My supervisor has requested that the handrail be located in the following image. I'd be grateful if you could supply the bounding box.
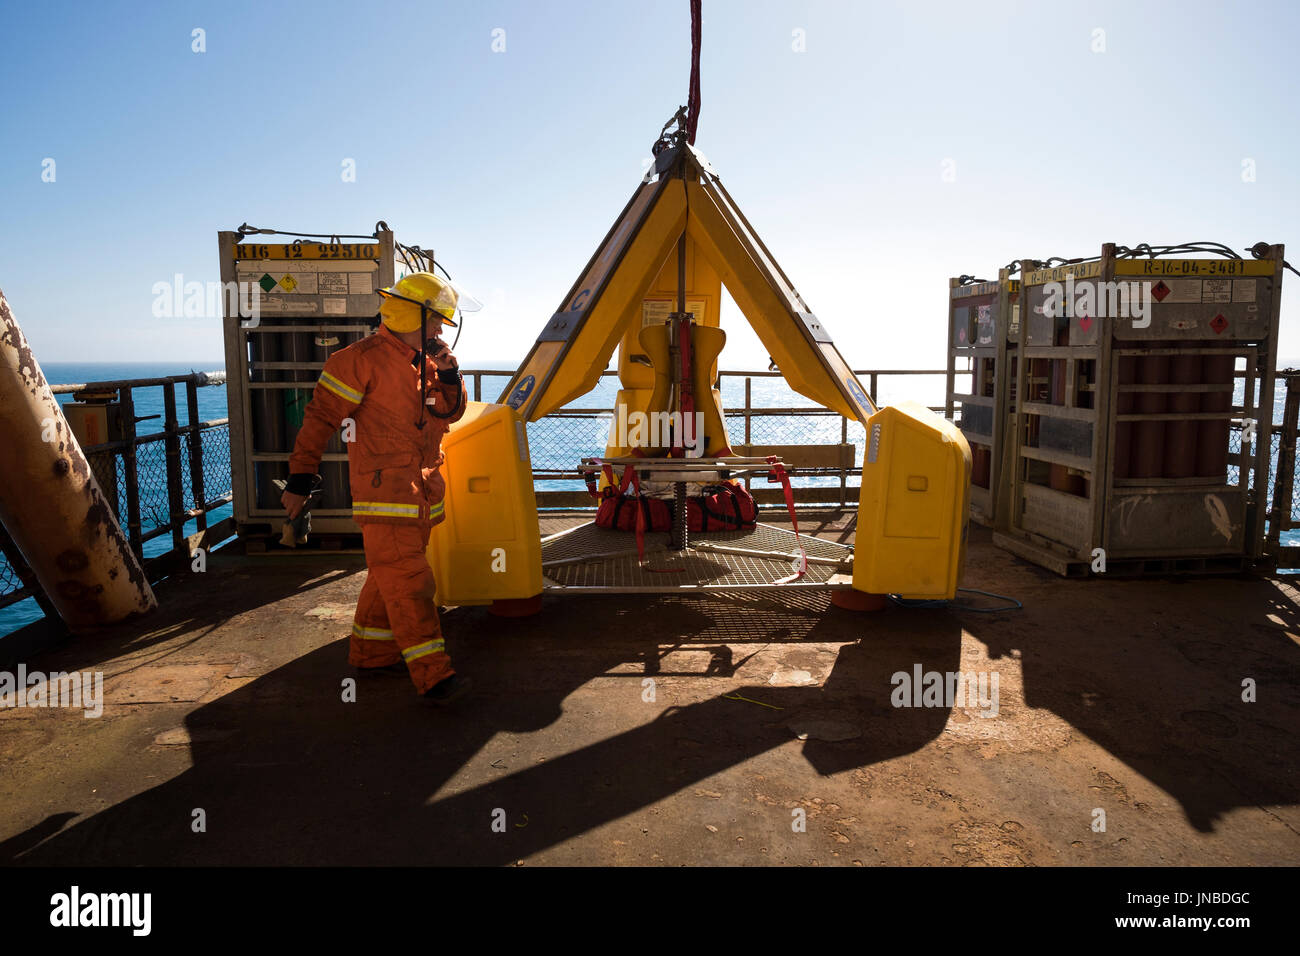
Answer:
[488,367,963,509]
[49,370,226,394]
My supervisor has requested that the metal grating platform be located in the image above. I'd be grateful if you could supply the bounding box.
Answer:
[540,521,854,593]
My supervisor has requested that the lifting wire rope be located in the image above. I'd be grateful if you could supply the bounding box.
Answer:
[1001,240,1296,278]
[652,0,703,156]
[686,0,701,146]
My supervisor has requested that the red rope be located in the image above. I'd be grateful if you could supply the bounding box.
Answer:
[686,0,702,145]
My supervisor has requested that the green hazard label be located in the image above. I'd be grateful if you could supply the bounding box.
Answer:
[285,389,308,429]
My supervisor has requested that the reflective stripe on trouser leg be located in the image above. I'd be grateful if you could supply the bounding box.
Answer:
[359,522,452,694]
[350,569,400,669]
[402,638,446,663]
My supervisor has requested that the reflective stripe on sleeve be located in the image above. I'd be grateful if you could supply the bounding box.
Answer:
[318,371,364,404]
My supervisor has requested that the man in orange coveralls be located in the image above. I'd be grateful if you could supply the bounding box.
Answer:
[281,271,478,705]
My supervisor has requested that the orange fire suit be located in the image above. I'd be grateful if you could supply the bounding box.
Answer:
[286,324,468,693]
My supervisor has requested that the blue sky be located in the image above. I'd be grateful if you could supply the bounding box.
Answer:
[1,0,1297,373]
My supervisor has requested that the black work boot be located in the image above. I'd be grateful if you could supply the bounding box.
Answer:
[423,673,473,706]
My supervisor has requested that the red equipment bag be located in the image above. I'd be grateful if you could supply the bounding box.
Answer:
[589,462,673,532]
[587,465,757,535]
[687,481,757,532]
[595,489,673,532]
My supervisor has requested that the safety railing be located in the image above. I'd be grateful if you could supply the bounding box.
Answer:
[461,368,959,510]
[0,372,234,614]
[1268,370,1300,564]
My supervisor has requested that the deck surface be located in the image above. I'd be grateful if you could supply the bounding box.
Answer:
[541,521,852,591]
[1,512,1297,866]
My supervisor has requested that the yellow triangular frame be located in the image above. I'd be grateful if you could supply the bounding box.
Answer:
[499,146,877,425]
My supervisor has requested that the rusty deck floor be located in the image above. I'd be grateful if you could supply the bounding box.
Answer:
[1,512,1297,866]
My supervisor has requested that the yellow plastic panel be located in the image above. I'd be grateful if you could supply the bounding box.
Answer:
[704,387,727,454]
[853,401,970,600]
[616,234,722,390]
[427,402,542,606]
[638,324,672,432]
[689,326,730,454]
[604,386,655,458]
[621,325,728,457]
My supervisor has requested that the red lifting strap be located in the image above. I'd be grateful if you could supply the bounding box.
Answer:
[621,464,647,564]
[583,460,621,500]
[583,461,605,500]
[591,460,685,571]
[766,456,806,583]
[766,456,800,537]
[621,463,682,573]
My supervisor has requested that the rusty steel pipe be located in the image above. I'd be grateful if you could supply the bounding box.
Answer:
[0,289,156,632]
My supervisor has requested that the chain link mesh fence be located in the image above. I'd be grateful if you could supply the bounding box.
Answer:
[1224,426,1285,518]
[0,552,21,597]
[527,410,867,493]
[524,379,1293,509]
[134,438,173,536]
[198,426,232,510]
[1271,430,1287,522]
[527,415,610,490]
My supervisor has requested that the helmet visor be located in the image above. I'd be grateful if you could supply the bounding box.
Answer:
[379,269,483,322]
[440,276,483,313]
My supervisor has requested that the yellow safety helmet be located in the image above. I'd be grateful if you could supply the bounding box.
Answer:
[377,271,481,332]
